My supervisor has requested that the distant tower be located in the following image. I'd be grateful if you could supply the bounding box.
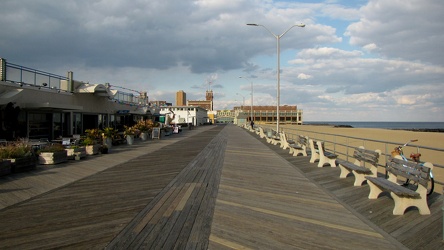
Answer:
[206,90,213,111]
[176,90,186,106]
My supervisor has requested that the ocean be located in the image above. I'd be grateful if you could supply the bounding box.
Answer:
[304,121,444,130]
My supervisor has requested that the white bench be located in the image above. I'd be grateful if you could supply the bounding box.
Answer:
[336,146,381,186]
[258,127,267,139]
[266,130,279,145]
[365,157,433,215]
[289,135,308,156]
[279,132,294,150]
[309,139,337,167]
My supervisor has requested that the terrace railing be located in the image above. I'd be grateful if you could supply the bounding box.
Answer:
[2,59,68,90]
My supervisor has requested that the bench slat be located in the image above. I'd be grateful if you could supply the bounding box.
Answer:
[388,158,431,187]
[365,176,420,197]
[337,159,372,174]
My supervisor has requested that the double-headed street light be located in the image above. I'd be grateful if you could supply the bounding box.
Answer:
[247,23,305,133]
[239,76,254,123]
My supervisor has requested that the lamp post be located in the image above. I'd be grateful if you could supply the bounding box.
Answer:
[247,23,305,132]
[239,76,254,123]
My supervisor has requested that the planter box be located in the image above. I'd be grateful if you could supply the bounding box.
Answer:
[103,137,112,149]
[39,151,68,165]
[126,135,135,145]
[10,156,37,173]
[65,147,87,160]
[140,132,149,141]
[0,160,12,177]
[85,144,100,155]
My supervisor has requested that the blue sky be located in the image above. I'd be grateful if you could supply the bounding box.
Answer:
[1,0,443,121]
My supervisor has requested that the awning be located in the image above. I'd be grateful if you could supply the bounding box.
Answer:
[76,84,117,98]
[0,89,23,105]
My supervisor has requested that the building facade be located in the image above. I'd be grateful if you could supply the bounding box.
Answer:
[176,90,186,106]
[159,106,209,126]
[0,58,154,141]
[230,105,303,125]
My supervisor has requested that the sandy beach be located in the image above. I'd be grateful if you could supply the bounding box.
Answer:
[263,124,444,193]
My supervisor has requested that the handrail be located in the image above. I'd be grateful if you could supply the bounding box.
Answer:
[3,60,148,106]
[5,62,67,89]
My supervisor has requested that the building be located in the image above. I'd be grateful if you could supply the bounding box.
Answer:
[187,90,214,123]
[0,58,154,141]
[150,100,171,107]
[216,109,235,123]
[187,90,213,111]
[176,90,186,106]
[158,106,209,126]
[227,105,303,125]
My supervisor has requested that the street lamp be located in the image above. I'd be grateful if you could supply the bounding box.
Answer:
[239,76,254,123]
[247,23,305,132]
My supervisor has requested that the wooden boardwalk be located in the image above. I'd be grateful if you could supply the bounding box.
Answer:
[0,124,442,249]
[250,127,444,250]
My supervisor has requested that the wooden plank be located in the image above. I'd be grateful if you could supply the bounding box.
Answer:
[255,130,443,249]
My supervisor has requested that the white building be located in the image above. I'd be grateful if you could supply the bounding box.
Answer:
[159,106,209,126]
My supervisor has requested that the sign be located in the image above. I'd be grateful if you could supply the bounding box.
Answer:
[117,110,130,114]
[152,127,160,139]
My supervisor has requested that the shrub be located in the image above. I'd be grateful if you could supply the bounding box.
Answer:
[0,143,34,160]
[38,143,66,153]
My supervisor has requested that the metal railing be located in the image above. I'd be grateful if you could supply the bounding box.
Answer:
[1,59,148,106]
[4,61,68,90]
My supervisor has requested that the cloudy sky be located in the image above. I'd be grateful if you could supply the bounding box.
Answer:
[1,0,443,121]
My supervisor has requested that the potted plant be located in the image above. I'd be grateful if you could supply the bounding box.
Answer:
[124,125,138,145]
[102,127,115,149]
[83,129,101,155]
[134,120,153,141]
[38,143,68,165]
[0,142,37,173]
[65,145,86,160]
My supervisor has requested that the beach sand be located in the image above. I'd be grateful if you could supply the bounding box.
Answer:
[265,124,444,193]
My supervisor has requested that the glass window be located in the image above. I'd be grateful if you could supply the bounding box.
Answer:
[73,113,82,135]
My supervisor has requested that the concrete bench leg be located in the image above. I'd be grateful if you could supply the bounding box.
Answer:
[352,171,367,186]
[367,181,384,199]
[338,164,351,178]
[293,149,307,157]
[310,152,319,164]
[317,157,326,167]
[328,158,337,167]
[391,193,430,215]
[318,157,336,167]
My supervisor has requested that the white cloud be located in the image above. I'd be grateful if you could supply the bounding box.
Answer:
[345,0,444,66]
[0,0,443,121]
[362,43,378,52]
[297,73,312,80]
